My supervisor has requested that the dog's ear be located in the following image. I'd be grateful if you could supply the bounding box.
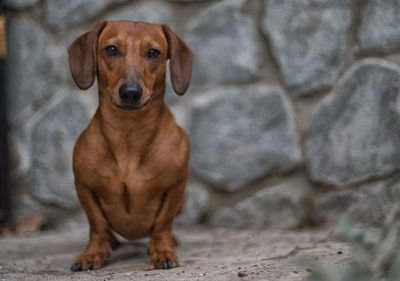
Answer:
[163,25,194,96]
[68,21,107,90]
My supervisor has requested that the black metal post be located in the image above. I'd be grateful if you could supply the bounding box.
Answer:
[0,0,10,226]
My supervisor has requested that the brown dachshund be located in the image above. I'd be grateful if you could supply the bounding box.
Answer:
[67,21,193,271]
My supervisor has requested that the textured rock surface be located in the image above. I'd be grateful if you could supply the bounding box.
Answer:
[306,59,400,187]
[313,190,352,227]
[105,1,173,25]
[209,180,308,229]
[358,0,400,53]
[45,0,127,31]
[4,0,39,9]
[185,0,262,90]
[7,0,400,230]
[165,0,206,2]
[190,85,301,191]
[346,179,400,226]
[0,228,348,281]
[176,182,210,225]
[6,18,60,122]
[169,102,191,132]
[30,96,89,209]
[8,131,31,179]
[314,177,400,227]
[261,0,352,96]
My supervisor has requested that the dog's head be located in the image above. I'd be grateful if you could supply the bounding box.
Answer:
[68,21,193,110]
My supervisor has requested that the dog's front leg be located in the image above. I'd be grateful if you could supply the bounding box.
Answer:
[71,182,117,271]
[148,180,186,270]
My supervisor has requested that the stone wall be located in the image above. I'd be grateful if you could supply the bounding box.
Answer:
[5,0,400,230]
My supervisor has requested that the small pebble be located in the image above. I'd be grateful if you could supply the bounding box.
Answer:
[238,271,248,277]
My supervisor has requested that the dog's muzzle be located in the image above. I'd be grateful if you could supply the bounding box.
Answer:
[119,83,143,106]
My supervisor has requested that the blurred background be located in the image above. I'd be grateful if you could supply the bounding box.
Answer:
[2,0,400,233]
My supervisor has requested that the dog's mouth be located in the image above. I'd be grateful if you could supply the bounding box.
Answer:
[115,99,151,111]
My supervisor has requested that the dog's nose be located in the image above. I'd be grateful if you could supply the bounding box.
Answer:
[119,83,143,105]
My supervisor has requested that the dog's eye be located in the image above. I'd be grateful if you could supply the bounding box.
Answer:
[147,48,161,59]
[105,45,118,57]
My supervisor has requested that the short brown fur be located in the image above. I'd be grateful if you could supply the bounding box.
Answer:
[67,21,193,271]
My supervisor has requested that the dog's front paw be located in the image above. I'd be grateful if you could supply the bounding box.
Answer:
[148,238,179,270]
[71,250,110,271]
[148,249,178,270]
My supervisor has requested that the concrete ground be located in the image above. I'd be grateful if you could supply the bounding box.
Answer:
[0,227,352,281]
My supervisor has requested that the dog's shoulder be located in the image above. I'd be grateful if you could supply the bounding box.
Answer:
[73,118,109,166]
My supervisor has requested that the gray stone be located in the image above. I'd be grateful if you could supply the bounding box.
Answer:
[4,0,38,9]
[169,102,191,132]
[6,18,60,122]
[306,59,400,187]
[346,181,398,227]
[105,1,173,25]
[8,132,31,179]
[190,85,302,191]
[314,177,400,227]
[261,0,352,96]
[45,0,128,31]
[312,190,353,227]
[164,0,205,2]
[184,0,262,90]
[30,96,90,209]
[209,181,308,229]
[11,193,43,216]
[176,182,210,225]
[53,211,88,231]
[358,0,400,53]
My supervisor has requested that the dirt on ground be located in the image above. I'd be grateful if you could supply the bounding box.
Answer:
[0,226,352,281]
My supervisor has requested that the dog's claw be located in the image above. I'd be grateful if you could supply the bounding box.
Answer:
[148,235,179,270]
[71,263,82,272]
[153,260,174,270]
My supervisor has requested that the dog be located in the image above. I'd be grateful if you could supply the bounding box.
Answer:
[67,20,193,271]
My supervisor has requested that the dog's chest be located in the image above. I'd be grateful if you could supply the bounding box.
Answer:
[93,158,179,239]
[101,139,185,195]
[95,153,179,192]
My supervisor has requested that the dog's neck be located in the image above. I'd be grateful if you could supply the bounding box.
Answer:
[97,87,171,167]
